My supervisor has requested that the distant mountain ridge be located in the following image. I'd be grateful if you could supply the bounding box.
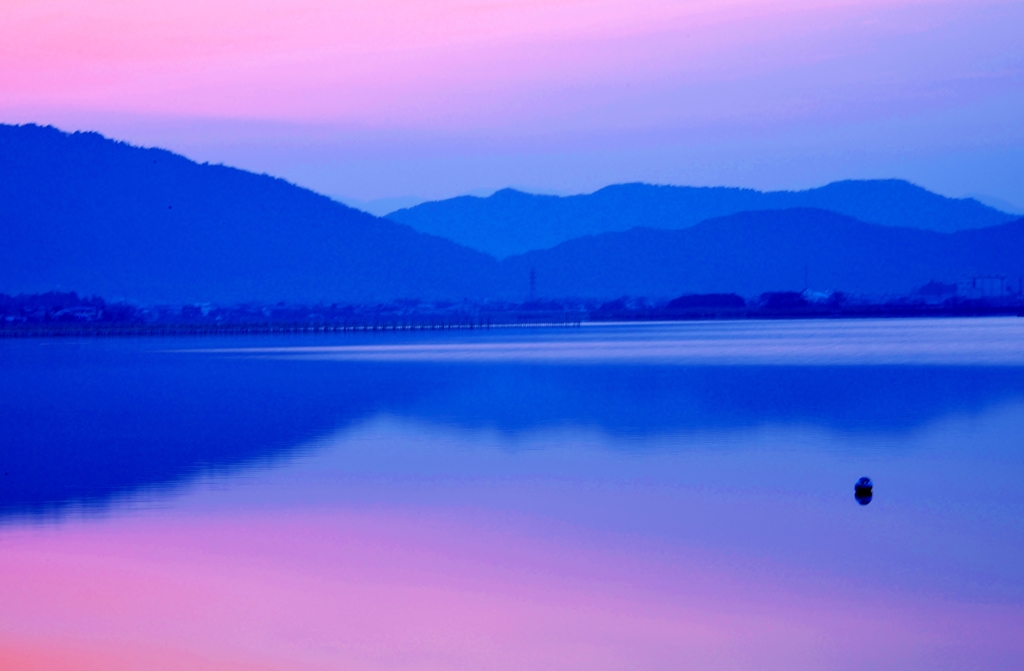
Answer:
[0,124,499,303]
[387,181,1015,257]
[2,123,1022,303]
[502,208,1024,298]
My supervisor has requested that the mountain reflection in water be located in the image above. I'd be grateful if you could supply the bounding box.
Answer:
[3,320,1024,671]
[2,319,1024,518]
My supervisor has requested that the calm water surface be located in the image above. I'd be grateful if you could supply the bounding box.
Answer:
[2,318,1023,670]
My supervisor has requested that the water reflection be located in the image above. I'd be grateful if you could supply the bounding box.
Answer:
[2,321,1024,670]
[2,319,1023,517]
[855,477,874,505]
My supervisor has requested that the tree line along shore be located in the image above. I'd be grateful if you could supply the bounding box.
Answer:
[1,290,1021,338]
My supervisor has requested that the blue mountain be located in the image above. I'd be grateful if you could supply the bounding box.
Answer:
[2,124,1021,303]
[500,209,1024,298]
[0,124,499,304]
[388,182,1016,258]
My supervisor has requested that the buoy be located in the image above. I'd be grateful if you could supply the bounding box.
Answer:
[855,477,873,505]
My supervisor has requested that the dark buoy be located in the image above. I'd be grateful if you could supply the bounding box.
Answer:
[855,477,873,505]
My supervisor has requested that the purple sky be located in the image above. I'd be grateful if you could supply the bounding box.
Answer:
[2,0,1022,211]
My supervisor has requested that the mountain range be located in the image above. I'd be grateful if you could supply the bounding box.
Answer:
[1,123,1021,303]
[0,124,498,304]
[505,209,1024,298]
[387,182,1015,257]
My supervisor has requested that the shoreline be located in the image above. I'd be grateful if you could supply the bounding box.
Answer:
[2,306,1021,338]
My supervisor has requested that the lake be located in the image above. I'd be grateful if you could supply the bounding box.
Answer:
[2,318,1023,670]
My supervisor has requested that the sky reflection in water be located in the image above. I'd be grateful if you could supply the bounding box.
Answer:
[1,319,1023,670]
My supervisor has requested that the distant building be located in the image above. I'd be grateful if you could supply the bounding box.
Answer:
[52,306,101,321]
[957,275,1011,300]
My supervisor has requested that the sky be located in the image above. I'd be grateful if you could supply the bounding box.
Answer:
[2,0,1022,211]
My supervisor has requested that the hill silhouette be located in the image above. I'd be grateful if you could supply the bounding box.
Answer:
[0,124,499,304]
[2,124,1022,303]
[388,182,1015,257]
[500,209,1024,298]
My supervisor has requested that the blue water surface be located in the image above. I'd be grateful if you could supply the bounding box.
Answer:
[2,318,1024,621]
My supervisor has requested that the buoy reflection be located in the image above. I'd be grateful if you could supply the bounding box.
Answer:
[855,477,873,505]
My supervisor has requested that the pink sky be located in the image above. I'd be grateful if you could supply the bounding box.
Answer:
[1,0,1022,205]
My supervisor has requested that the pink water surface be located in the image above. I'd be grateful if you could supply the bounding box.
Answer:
[4,323,1024,669]
[2,498,1021,670]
